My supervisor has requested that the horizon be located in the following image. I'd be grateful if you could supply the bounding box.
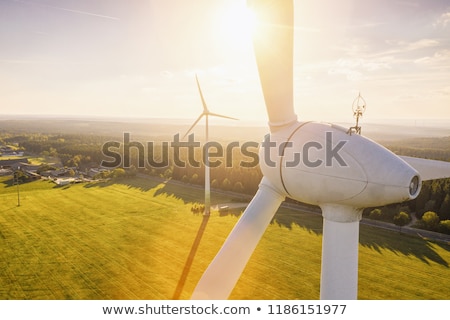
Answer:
[2,113,450,126]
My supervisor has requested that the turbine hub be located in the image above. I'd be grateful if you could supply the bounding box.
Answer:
[259,121,422,209]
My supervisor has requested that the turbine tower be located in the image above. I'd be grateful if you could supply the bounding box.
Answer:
[184,75,237,216]
[191,0,450,299]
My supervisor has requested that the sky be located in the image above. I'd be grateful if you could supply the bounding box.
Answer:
[0,0,449,124]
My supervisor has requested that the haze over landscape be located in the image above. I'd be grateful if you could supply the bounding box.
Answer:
[0,0,449,123]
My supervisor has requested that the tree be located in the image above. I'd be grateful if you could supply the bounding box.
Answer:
[381,205,396,221]
[439,194,450,221]
[421,211,440,231]
[112,168,126,179]
[190,173,199,185]
[233,181,245,193]
[393,212,410,226]
[222,178,232,191]
[49,147,58,157]
[415,182,431,213]
[422,200,436,216]
[14,170,27,183]
[127,165,137,177]
[439,220,450,235]
[163,168,172,179]
[211,179,218,189]
[66,154,82,167]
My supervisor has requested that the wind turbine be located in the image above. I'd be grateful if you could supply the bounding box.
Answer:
[184,75,237,216]
[191,0,450,300]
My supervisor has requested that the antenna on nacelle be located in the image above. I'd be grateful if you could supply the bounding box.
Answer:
[347,92,366,135]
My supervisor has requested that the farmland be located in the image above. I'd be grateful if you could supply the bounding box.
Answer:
[0,176,449,299]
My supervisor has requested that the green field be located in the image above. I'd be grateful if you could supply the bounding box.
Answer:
[0,176,449,299]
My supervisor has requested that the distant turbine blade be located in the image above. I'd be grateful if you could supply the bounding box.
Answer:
[250,0,297,130]
[183,113,204,139]
[208,112,238,121]
[196,74,209,113]
[191,178,285,299]
[400,156,450,181]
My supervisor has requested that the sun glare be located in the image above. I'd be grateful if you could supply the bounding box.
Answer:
[218,1,257,52]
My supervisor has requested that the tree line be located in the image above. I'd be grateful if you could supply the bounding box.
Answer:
[3,132,450,234]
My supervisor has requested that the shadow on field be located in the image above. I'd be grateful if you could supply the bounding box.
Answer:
[271,207,324,234]
[223,205,450,268]
[82,176,206,204]
[0,177,14,188]
[0,177,32,188]
[173,214,210,299]
[83,177,161,192]
[359,226,450,267]
[52,184,71,189]
[81,176,450,268]
[218,207,244,217]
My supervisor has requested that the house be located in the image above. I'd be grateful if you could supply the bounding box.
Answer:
[19,163,41,172]
[87,167,111,178]
[0,158,29,169]
[0,168,12,176]
[0,146,24,157]
[54,178,75,186]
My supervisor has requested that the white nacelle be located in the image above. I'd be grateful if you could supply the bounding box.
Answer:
[260,121,421,209]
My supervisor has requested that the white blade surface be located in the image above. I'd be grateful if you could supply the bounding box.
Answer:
[195,74,209,113]
[183,113,204,139]
[191,178,285,299]
[249,0,297,129]
[400,156,450,181]
[208,112,238,121]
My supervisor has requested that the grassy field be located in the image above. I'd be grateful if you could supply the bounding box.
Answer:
[0,176,449,300]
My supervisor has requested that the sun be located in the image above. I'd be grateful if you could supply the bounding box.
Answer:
[217,1,257,52]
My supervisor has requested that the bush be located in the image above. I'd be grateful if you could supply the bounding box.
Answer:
[393,211,410,226]
[439,220,450,235]
[422,211,440,231]
[190,204,205,214]
[369,208,382,220]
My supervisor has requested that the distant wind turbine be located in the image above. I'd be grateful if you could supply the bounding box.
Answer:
[184,75,238,216]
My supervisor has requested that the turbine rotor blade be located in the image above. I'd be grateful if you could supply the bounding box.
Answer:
[207,112,238,121]
[249,0,297,130]
[195,74,209,113]
[191,178,285,299]
[183,113,204,139]
[400,156,450,181]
